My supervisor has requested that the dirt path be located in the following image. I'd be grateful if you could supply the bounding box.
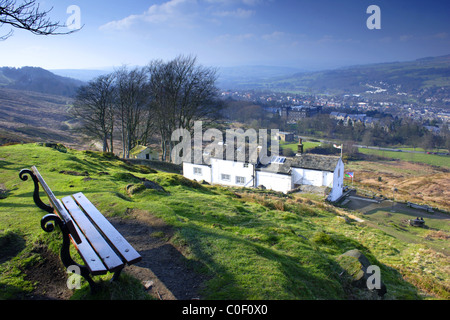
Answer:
[110,211,209,300]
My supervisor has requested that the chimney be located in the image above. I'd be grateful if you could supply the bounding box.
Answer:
[256,145,262,162]
[297,138,304,154]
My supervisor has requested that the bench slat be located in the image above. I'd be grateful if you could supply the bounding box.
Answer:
[56,199,108,275]
[73,192,142,265]
[62,196,125,272]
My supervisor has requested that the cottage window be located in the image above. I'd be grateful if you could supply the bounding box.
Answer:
[221,174,231,181]
[236,176,246,185]
[193,167,202,175]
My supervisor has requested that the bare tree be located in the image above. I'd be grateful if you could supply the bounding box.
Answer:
[114,66,152,158]
[72,74,116,152]
[147,55,220,162]
[0,0,77,40]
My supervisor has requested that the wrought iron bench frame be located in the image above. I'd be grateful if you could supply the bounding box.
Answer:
[19,166,142,293]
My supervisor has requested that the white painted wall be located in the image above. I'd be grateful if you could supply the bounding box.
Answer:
[210,158,255,188]
[292,167,325,187]
[183,162,212,183]
[256,171,292,193]
[134,148,158,160]
[323,171,334,188]
[303,169,324,186]
[291,167,303,186]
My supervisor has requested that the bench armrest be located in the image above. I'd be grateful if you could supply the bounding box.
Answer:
[20,166,82,244]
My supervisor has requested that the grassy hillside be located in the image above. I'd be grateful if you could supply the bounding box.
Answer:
[0,144,449,300]
[0,88,83,148]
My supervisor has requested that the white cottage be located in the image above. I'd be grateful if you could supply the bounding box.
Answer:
[129,145,159,160]
[183,149,344,202]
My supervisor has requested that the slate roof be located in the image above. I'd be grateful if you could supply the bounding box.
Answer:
[130,145,151,155]
[256,157,292,175]
[192,143,259,165]
[209,146,259,164]
[256,154,340,174]
[188,146,341,174]
[290,154,340,172]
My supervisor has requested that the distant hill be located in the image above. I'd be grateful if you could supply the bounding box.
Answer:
[0,67,84,97]
[51,65,306,90]
[50,68,112,82]
[217,65,304,90]
[228,55,450,99]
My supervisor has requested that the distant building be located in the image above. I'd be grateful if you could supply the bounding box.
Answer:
[345,114,366,126]
[329,112,347,121]
[276,131,295,142]
[129,145,159,160]
[280,105,322,123]
[330,112,382,128]
[424,126,441,134]
[364,117,381,128]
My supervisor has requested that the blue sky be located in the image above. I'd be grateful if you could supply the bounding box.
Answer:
[1,0,449,70]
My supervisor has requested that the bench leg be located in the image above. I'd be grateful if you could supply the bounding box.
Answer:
[111,267,124,282]
[41,214,98,294]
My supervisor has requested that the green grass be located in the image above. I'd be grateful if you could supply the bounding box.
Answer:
[395,146,448,153]
[280,141,321,153]
[0,143,449,300]
[359,148,450,168]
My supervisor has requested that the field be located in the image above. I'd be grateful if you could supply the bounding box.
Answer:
[346,159,450,212]
[358,148,450,168]
[0,144,449,300]
[280,140,321,153]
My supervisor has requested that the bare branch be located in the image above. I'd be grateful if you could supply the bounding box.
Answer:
[0,0,79,40]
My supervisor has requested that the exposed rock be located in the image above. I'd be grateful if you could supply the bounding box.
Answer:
[126,178,167,196]
[0,183,8,199]
[337,249,387,298]
[142,179,166,192]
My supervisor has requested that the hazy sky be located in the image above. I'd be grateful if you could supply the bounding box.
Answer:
[1,0,449,70]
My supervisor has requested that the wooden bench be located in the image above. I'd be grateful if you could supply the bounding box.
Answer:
[19,166,142,292]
